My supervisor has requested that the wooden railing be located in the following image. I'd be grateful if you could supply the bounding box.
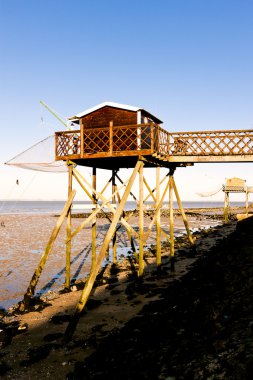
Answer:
[168,129,253,156]
[55,125,253,161]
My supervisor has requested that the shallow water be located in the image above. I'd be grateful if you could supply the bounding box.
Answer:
[0,212,222,310]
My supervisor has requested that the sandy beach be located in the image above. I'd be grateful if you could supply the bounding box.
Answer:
[0,206,252,379]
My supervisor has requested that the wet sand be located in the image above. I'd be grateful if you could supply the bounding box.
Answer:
[0,210,223,309]
[0,207,252,379]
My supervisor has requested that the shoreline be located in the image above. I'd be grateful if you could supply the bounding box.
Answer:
[0,208,252,378]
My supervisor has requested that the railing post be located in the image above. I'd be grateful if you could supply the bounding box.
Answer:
[109,121,113,155]
[80,123,84,157]
[151,123,154,153]
[54,133,58,159]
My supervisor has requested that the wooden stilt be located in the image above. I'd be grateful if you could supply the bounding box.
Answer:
[246,190,249,216]
[64,161,141,342]
[112,170,117,263]
[71,168,139,241]
[224,191,229,223]
[116,186,137,254]
[19,190,76,311]
[143,177,170,243]
[91,167,97,270]
[143,173,169,203]
[156,167,161,268]
[65,164,73,289]
[169,175,175,271]
[171,176,195,246]
[138,162,144,277]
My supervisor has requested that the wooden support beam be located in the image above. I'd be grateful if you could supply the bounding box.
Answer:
[224,191,229,223]
[143,173,169,203]
[109,121,113,155]
[246,190,249,216]
[171,176,195,246]
[115,188,137,254]
[92,168,97,270]
[64,161,141,342]
[143,177,170,244]
[72,168,139,240]
[156,167,161,268]
[116,173,139,204]
[138,162,144,276]
[65,164,73,289]
[112,170,117,264]
[143,176,156,202]
[169,175,175,271]
[19,190,76,311]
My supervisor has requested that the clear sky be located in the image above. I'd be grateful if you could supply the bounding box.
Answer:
[0,0,253,202]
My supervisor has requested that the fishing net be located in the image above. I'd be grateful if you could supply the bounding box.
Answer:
[196,187,222,197]
[5,135,68,173]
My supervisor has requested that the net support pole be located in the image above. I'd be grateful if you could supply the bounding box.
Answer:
[64,161,141,342]
[65,163,73,289]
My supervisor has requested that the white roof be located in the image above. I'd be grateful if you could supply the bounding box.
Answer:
[73,102,140,118]
[69,101,163,123]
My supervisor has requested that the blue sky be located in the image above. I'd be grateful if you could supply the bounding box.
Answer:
[0,0,253,201]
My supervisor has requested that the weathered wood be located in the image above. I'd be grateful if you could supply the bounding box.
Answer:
[55,123,253,165]
[169,176,175,271]
[112,170,117,263]
[143,173,169,203]
[20,190,76,311]
[65,164,73,289]
[64,161,141,341]
[109,121,113,155]
[138,162,144,276]
[72,168,139,240]
[156,167,161,268]
[172,176,195,246]
[246,190,249,216]
[224,192,229,223]
[143,177,170,244]
[92,167,97,270]
[143,176,156,202]
[116,173,139,204]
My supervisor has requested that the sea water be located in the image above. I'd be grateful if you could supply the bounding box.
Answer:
[0,200,247,215]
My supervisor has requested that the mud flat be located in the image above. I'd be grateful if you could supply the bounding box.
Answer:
[0,208,252,379]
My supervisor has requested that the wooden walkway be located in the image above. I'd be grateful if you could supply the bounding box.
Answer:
[55,124,253,167]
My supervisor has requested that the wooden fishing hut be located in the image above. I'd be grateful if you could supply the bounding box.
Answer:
[20,101,253,340]
[223,177,252,222]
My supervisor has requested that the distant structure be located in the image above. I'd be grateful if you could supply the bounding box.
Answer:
[222,177,253,222]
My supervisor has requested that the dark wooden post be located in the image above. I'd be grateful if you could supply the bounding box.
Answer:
[109,121,113,155]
